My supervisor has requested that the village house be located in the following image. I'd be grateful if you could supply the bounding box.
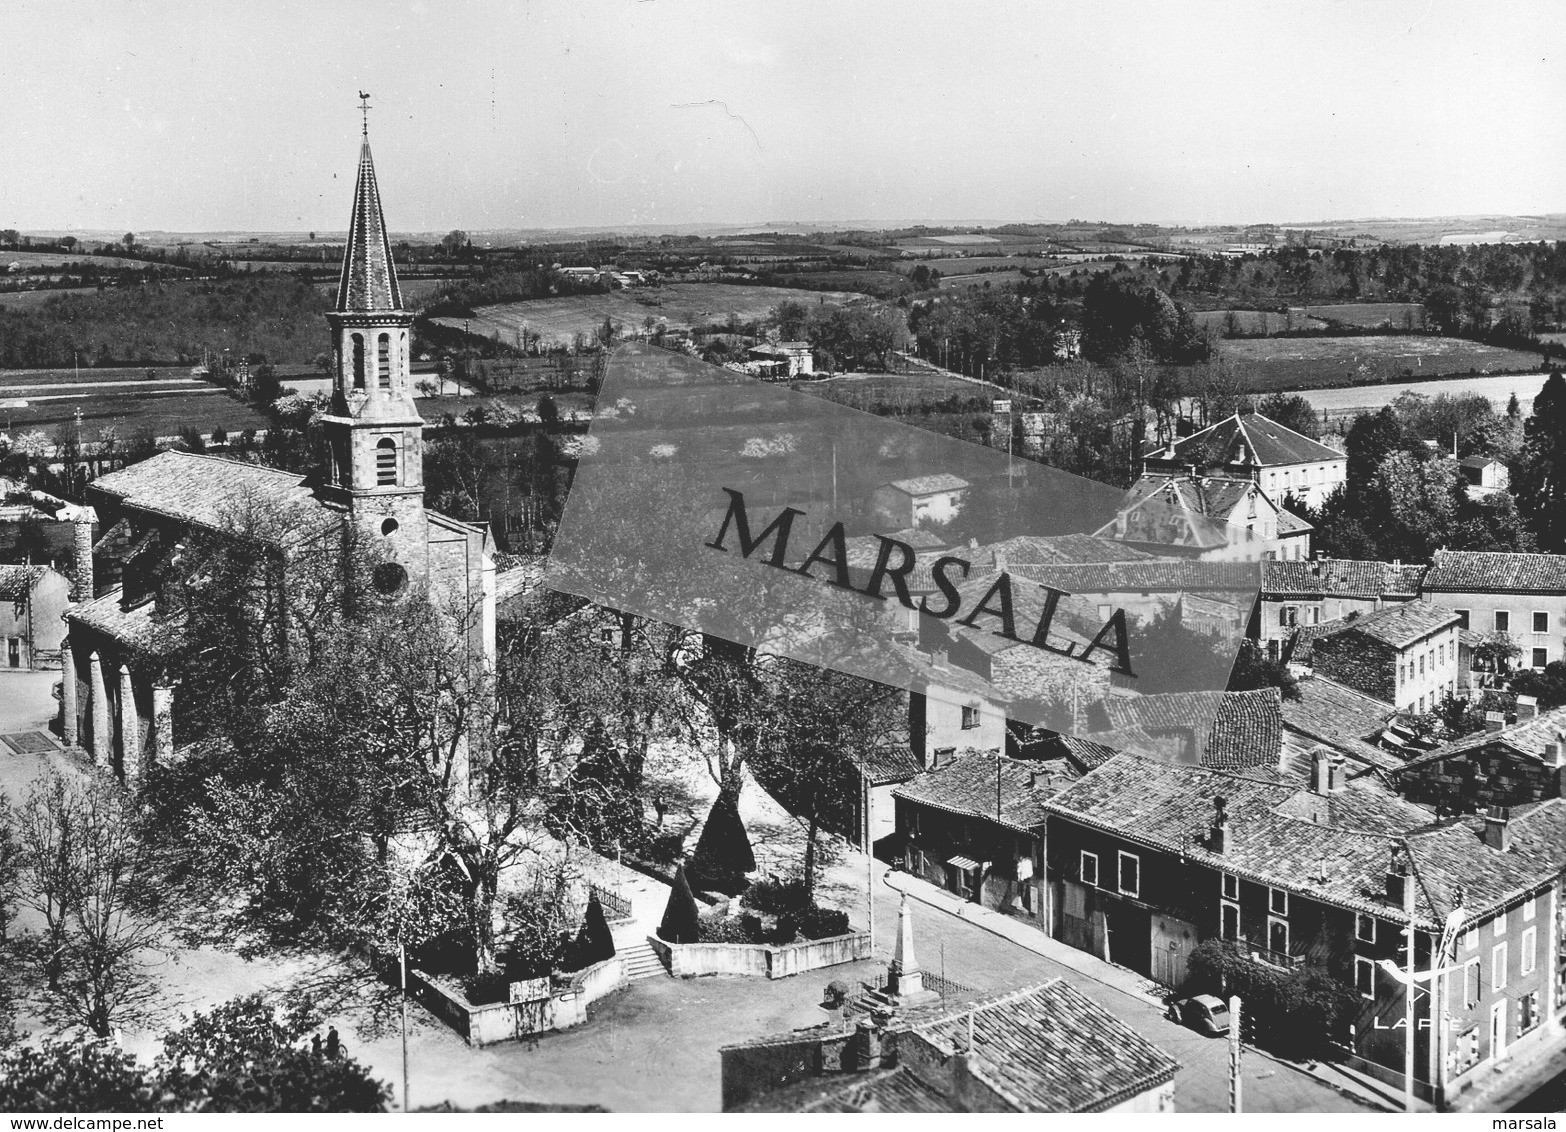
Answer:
[1255,557,1425,657]
[745,340,814,377]
[1306,602,1463,715]
[1420,550,1566,672]
[1098,473,1312,561]
[0,563,71,669]
[723,980,1178,1112]
[1458,456,1510,499]
[1141,410,1347,504]
[867,474,970,531]
[892,752,1063,924]
[60,127,496,781]
[1042,749,1566,1106]
[1390,703,1566,814]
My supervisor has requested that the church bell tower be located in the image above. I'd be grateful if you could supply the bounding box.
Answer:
[320,107,428,592]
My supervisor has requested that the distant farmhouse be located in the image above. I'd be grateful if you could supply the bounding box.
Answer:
[1142,411,1346,504]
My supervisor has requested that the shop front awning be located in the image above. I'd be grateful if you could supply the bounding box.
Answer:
[947,854,982,871]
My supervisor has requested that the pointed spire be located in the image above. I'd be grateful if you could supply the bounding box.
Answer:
[888,892,924,997]
[336,135,404,314]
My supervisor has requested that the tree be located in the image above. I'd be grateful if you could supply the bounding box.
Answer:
[1343,407,1407,493]
[1371,451,1459,562]
[685,792,754,896]
[1256,393,1321,440]
[749,661,905,902]
[658,865,701,944]
[13,771,158,1038]
[1514,371,1566,552]
[121,233,135,251]
[570,896,616,969]
[440,230,468,255]
[1227,639,1300,700]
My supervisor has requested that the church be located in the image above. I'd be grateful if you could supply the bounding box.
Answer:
[61,125,497,781]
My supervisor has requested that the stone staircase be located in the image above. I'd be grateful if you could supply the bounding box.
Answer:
[618,938,667,981]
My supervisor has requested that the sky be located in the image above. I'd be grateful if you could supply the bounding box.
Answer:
[1,0,1563,234]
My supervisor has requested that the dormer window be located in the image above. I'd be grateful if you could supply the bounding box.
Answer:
[376,437,397,485]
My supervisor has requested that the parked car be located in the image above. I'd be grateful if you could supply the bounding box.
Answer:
[1171,994,1230,1037]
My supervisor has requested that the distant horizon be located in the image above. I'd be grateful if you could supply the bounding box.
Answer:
[13,209,1566,244]
[3,1,1561,233]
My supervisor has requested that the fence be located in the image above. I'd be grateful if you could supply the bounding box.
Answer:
[864,969,977,1001]
[590,883,633,923]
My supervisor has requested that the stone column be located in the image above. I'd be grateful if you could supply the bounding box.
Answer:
[60,640,78,747]
[888,892,924,997]
[118,665,139,781]
[151,686,174,770]
[88,650,110,764]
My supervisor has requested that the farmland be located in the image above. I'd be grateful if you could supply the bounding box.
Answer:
[796,365,989,413]
[1288,370,1557,421]
[1214,335,1544,392]
[1296,302,1426,329]
[0,381,268,439]
[432,282,866,347]
[1,249,166,270]
[1191,310,1329,334]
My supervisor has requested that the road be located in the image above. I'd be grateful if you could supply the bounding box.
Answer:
[820,860,1379,1113]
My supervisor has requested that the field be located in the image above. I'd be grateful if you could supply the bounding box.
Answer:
[899,256,1057,273]
[1,249,164,270]
[434,283,866,346]
[1215,335,1544,392]
[1538,332,1566,346]
[1288,371,1556,421]
[1297,302,1426,329]
[0,365,204,389]
[0,287,108,309]
[795,365,987,412]
[1191,310,1328,334]
[0,383,269,439]
[940,269,1030,290]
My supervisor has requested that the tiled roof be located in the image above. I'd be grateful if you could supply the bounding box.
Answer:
[1335,601,1462,648]
[1052,735,1122,772]
[1276,508,1314,535]
[1282,676,1399,770]
[336,136,405,313]
[735,1066,951,1113]
[902,980,1179,1112]
[1101,689,1282,770]
[1007,558,1262,595]
[1397,706,1566,772]
[893,753,1056,832]
[1285,619,1349,664]
[89,452,340,544]
[856,745,923,786]
[885,473,970,496]
[1045,752,1566,928]
[68,586,183,657]
[0,564,45,601]
[984,533,1156,568]
[1099,475,1265,552]
[1459,456,1502,470]
[1423,550,1566,594]
[1143,412,1345,468]
[1262,558,1425,598]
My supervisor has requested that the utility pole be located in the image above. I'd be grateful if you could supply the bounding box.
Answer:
[864,777,875,954]
[1228,995,1243,1113]
[1404,912,1417,1113]
[400,938,410,1113]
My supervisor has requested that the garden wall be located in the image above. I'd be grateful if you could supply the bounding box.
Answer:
[408,956,627,1047]
[648,932,871,980]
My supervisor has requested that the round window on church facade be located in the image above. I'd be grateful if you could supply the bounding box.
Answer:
[372,562,408,597]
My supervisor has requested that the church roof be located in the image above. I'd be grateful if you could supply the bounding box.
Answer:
[336,136,404,313]
[89,452,340,545]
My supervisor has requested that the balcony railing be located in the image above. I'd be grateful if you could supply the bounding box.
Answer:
[1246,944,1300,970]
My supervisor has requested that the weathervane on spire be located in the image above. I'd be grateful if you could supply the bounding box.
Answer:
[358,91,373,136]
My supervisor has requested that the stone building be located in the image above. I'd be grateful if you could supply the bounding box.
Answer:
[60,125,496,781]
[1308,602,1462,713]
[0,564,72,669]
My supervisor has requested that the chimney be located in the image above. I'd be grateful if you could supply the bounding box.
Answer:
[1209,795,1229,854]
[1485,711,1507,733]
[1550,735,1566,798]
[1311,748,1332,796]
[1516,694,1538,721]
[993,548,1007,573]
[931,646,949,672]
[1328,755,1347,793]
[1310,557,1321,577]
[851,1018,883,1071]
[1385,847,1415,913]
[1483,805,1512,852]
[72,512,95,601]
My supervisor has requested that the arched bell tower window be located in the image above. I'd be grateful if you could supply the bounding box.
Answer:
[376,437,397,485]
[378,333,391,388]
[352,334,366,389]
